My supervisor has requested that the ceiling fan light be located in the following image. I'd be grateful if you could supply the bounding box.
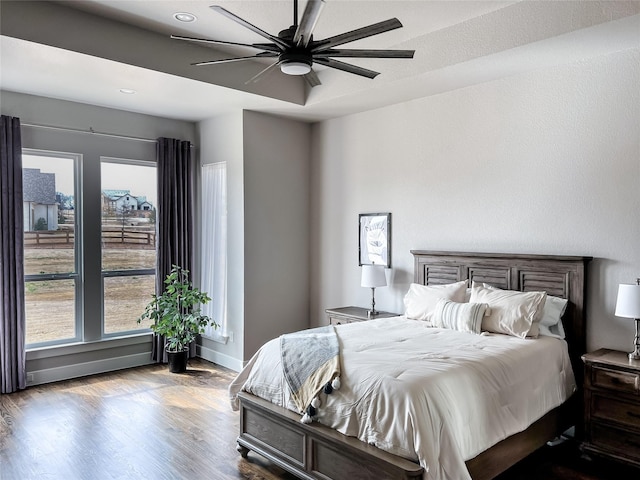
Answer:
[280,61,312,76]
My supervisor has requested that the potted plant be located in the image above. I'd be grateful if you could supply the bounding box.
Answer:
[138,264,218,373]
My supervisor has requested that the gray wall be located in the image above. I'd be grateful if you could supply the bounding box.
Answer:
[1,90,197,384]
[310,48,640,353]
[242,111,311,358]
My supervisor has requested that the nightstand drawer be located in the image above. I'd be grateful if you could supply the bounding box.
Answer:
[591,423,640,462]
[592,366,639,394]
[329,317,357,326]
[325,307,399,326]
[592,394,640,428]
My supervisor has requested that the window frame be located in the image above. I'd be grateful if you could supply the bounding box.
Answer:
[100,156,157,338]
[22,148,84,348]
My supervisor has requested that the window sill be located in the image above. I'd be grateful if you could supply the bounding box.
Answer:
[26,332,153,360]
[201,332,229,345]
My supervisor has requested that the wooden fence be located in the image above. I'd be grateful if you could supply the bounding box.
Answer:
[24,228,155,249]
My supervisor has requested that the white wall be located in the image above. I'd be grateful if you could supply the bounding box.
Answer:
[310,48,640,353]
[197,112,245,370]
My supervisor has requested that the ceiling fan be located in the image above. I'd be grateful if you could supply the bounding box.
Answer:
[171,0,415,87]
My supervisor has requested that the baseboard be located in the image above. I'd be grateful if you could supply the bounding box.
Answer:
[27,352,154,386]
[197,343,243,372]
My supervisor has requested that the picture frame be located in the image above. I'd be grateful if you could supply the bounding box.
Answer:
[359,212,391,267]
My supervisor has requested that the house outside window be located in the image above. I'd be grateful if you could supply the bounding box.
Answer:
[22,168,59,231]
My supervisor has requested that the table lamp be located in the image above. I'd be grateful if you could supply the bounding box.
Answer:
[615,278,640,361]
[361,264,387,317]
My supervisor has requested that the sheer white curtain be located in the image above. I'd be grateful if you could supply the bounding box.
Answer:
[201,162,227,338]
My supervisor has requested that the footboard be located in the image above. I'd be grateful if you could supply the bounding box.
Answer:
[237,391,424,480]
[238,391,573,480]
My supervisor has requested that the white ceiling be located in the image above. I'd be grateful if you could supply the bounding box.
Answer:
[1,1,639,122]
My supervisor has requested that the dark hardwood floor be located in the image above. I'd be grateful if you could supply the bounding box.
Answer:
[1,358,637,480]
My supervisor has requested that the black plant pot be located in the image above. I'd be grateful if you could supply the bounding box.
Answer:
[167,349,189,373]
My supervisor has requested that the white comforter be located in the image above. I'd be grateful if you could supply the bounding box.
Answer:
[229,317,576,480]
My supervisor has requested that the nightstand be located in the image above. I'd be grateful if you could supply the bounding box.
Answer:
[582,348,640,468]
[325,306,400,326]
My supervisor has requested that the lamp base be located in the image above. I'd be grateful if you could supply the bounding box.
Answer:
[368,287,378,319]
[630,318,640,361]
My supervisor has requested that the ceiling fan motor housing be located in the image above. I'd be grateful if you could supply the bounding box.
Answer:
[280,50,313,69]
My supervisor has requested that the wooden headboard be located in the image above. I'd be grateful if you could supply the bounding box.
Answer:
[411,250,592,383]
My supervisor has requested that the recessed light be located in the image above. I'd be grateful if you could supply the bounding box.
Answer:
[174,12,196,23]
[119,88,136,95]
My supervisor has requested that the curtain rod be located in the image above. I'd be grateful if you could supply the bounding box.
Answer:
[21,122,195,148]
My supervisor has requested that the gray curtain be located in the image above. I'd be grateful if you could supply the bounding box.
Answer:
[154,137,194,362]
[0,115,26,393]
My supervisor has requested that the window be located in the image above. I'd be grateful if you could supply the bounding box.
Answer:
[101,159,157,335]
[23,151,80,346]
[201,162,228,339]
[22,150,158,347]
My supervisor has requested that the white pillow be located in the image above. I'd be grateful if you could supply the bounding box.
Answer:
[538,295,568,339]
[403,280,468,322]
[469,282,546,338]
[432,299,489,335]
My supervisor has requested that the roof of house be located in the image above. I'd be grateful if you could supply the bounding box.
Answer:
[23,168,56,204]
[103,190,153,209]
[103,189,130,199]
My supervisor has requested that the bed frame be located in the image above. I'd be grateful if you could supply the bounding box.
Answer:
[236,251,592,480]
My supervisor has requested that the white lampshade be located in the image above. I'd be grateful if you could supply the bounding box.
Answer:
[361,264,387,288]
[615,283,640,319]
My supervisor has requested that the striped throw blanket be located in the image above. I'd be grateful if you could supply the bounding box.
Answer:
[280,325,340,422]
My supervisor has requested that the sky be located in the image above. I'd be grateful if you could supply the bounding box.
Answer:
[23,154,157,206]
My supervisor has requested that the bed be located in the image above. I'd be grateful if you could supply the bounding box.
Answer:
[230,251,591,480]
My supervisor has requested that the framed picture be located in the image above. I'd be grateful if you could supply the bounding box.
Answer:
[359,212,391,267]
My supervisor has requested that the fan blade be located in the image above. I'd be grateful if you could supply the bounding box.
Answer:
[293,0,326,48]
[314,48,414,59]
[312,18,403,52]
[210,5,289,50]
[313,58,379,79]
[171,35,280,53]
[192,52,278,66]
[304,69,322,88]
[245,61,280,84]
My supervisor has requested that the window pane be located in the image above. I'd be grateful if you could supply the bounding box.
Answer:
[104,275,155,334]
[25,279,76,344]
[23,155,76,275]
[101,161,157,271]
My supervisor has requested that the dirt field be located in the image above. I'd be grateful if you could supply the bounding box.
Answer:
[24,247,156,344]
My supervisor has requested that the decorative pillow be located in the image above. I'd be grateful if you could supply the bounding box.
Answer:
[432,299,489,334]
[403,280,468,322]
[538,295,568,339]
[469,282,546,338]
